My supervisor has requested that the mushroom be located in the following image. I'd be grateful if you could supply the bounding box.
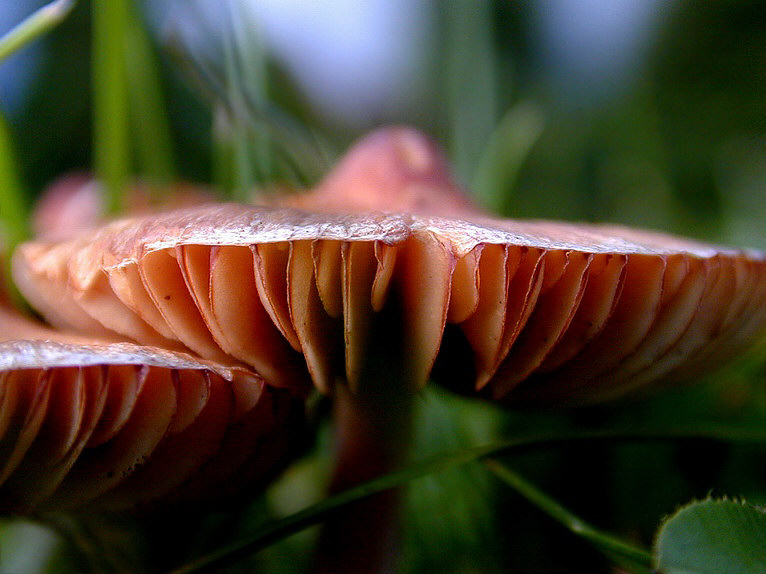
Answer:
[0,284,301,515]
[9,126,766,571]
[31,173,217,241]
[13,127,766,405]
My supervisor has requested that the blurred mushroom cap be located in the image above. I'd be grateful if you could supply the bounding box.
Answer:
[32,173,216,241]
[13,127,766,405]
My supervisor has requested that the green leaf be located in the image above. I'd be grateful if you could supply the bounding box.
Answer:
[655,498,766,574]
[0,519,60,574]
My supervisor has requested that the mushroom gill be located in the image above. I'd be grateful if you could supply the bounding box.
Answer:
[12,127,766,406]
[0,298,300,514]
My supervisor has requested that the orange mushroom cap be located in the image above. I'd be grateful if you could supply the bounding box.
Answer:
[0,298,301,514]
[32,173,216,241]
[12,127,766,405]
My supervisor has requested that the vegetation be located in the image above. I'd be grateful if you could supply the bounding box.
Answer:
[0,1,764,572]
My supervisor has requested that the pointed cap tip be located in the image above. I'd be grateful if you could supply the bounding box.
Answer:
[287,126,483,218]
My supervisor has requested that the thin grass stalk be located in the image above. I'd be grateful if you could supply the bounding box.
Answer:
[0,0,77,306]
[92,0,130,214]
[228,0,272,190]
[443,0,498,183]
[124,1,175,193]
[162,0,327,189]
[0,114,27,252]
[472,101,545,213]
[0,113,28,307]
[174,32,329,188]
[220,8,254,201]
[170,426,766,574]
[211,104,238,197]
[484,458,653,571]
[0,0,79,244]
[0,0,76,64]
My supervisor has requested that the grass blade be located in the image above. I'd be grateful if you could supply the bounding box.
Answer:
[125,2,175,190]
[171,425,766,574]
[0,113,27,250]
[485,458,653,571]
[166,9,331,190]
[444,0,498,182]
[0,0,76,64]
[0,113,27,305]
[472,101,545,213]
[92,0,130,214]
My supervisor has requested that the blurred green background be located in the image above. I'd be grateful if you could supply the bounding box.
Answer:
[0,1,764,572]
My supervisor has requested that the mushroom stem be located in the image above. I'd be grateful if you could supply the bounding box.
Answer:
[316,379,415,573]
